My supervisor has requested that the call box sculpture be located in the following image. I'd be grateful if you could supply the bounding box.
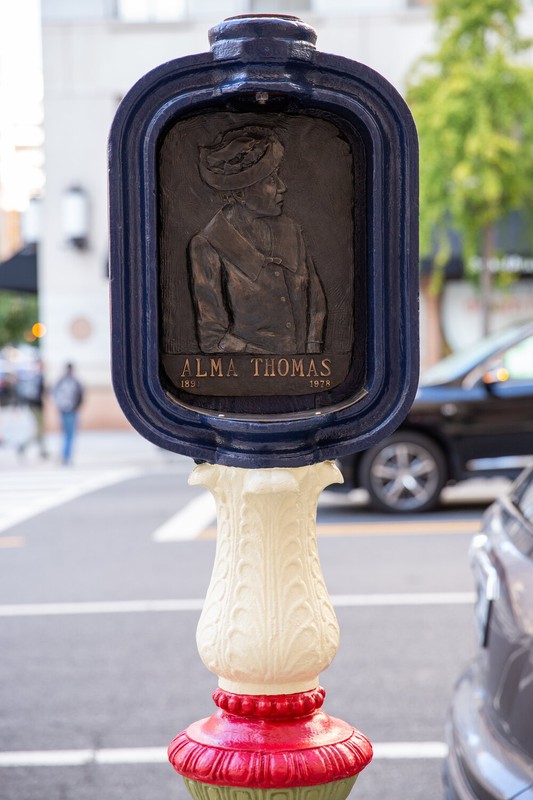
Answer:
[109,14,418,800]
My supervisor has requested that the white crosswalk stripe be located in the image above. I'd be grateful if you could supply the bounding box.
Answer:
[0,741,448,767]
[0,467,142,533]
[0,593,475,618]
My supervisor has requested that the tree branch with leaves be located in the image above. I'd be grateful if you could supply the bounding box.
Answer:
[407,0,533,336]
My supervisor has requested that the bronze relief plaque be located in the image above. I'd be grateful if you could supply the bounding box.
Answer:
[159,111,366,413]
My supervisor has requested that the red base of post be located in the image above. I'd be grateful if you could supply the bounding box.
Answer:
[169,687,372,789]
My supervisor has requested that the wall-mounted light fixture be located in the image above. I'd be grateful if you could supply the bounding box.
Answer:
[62,185,90,250]
[22,196,42,245]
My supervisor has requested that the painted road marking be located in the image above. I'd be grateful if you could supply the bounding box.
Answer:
[316,520,481,536]
[197,519,481,539]
[153,491,481,542]
[0,535,25,548]
[0,741,448,767]
[0,468,142,534]
[0,599,204,616]
[373,741,448,759]
[0,592,474,618]
[152,491,216,542]
[332,591,475,606]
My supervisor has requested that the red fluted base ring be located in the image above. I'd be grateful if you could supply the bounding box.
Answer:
[168,688,372,789]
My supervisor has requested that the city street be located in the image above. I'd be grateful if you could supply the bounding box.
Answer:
[2,3,533,799]
[0,430,508,800]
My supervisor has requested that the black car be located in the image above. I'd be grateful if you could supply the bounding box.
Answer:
[338,321,533,512]
[444,464,533,800]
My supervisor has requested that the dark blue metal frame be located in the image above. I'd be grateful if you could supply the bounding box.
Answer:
[108,15,419,468]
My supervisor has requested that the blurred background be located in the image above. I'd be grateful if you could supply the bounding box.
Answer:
[1,0,533,437]
[2,6,533,800]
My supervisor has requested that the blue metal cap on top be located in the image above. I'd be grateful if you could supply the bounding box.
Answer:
[208,14,317,60]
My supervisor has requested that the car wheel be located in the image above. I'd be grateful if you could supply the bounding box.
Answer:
[359,432,447,513]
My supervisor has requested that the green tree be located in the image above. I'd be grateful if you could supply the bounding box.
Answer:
[0,292,39,348]
[407,0,533,337]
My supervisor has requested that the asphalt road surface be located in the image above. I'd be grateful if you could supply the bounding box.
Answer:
[0,440,502,800]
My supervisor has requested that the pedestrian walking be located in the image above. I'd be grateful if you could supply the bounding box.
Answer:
[53,363,84,465]
[16,358,48,459]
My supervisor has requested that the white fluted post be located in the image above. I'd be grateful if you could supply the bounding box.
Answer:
[169,461,372,800]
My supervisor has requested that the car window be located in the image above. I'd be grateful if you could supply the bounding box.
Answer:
[466,334,533,388]
[461,334,533,389]
[501,335,533,381]
[420,325,533,386]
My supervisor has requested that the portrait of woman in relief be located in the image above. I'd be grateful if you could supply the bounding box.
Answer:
[189,126,327,356]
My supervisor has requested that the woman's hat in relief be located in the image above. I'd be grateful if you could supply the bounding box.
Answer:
[199,126,284,191]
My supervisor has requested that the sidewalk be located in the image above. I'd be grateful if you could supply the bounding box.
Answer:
[0,426,193,472]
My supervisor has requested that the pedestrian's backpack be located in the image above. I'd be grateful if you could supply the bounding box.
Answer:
[54,376,82,413]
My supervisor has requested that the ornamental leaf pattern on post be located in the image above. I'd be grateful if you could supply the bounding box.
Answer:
[192,461,342,695]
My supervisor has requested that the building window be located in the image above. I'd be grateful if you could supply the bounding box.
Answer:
[115,0,187,21]
[249,0,311,11]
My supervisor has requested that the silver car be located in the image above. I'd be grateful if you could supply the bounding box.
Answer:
[445,464,533,799]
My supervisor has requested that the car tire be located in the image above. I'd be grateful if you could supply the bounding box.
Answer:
[359,432,447,513]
